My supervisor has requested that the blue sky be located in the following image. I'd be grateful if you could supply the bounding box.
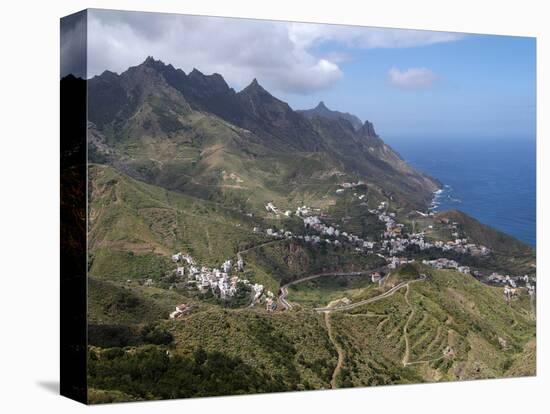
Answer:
[281,34,536,139]
[86,10,536,140]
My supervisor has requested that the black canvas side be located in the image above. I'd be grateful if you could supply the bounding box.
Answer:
[60,9,88,405]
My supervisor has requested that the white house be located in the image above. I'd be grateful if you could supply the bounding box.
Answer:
[363,241,375,249]
[169,303,191,319]
[252,283,264,299]
[222,259,232,273]
[181,254,195,265]
[371,272,382,283]
[265,202,279,214]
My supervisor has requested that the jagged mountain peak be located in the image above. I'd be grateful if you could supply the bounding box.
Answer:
[298,101,363,131]
[96,69,119,80]
[87,59,439,205]
[238,78,296,115]
[187,68,230,91]
[241,78,268,94]
[141,56,168,70]
[360,120,378,138]
[316,101,328,110]
[143,55,158,64]
[139,57,185,78]
[189,67,204,77]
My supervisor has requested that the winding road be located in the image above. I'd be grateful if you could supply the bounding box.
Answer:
[237,239,284,258]
[401,284,414,366]
[324,311,344,389]
[314,274,427,313]
[237,237,429,383]
[278,271,371,310]
[278,272,427,388]
[279,272,429,389]
[235,239,285,307]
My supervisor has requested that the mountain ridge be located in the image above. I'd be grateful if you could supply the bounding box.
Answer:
[60,65,536,402]
[298,101,364,132]
[86,57,440,210]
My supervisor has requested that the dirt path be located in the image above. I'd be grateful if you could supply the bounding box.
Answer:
[346,312,388,318]
[324,311,344,389]
[286,273,426,387]
[278,271,370,310]
[299,272,430,368]
[235,239,286,307]
[279,286,293,310]
[401,284,414,366]
[400,282,444,367]
[205,228,213,256]
[276,271,430,377]
[237,239,283,256]
[314,274,426,313]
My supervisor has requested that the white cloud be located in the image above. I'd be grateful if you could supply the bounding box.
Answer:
[87,10,462,95]
[288,23,464,50]
[87,11,344,94]
[388,67,439,89]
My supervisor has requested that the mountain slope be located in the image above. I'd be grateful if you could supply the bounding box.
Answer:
[87,259,535,401]
[85,164,534,403]
[329,266,535,387]
[87,57,440,211]
[79,58,535,403]
[297,101,363,131]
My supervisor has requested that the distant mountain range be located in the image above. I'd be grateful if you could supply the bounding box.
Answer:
[85,56,439,210]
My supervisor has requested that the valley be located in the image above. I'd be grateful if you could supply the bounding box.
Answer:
[71,57,536,403]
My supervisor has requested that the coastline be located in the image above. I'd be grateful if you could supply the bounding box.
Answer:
[387,137,535,247]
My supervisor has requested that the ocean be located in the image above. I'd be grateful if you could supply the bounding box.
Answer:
[385,137,536,247]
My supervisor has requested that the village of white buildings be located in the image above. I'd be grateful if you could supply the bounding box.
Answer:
[156,181,534,318]
[262,197,491,273]
[260,185,535,298]
[165,251,276,318]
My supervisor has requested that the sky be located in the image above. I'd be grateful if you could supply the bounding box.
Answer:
[78,9,536,140]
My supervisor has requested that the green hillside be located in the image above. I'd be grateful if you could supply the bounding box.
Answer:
[88,164,271,271]
[329,267,535,387]
[88,262,535,402]
[86,162,535,403]
[80,58,535,403]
